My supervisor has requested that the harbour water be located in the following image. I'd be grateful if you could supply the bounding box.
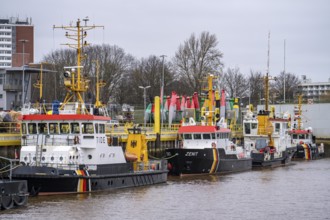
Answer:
[2,158,330,220]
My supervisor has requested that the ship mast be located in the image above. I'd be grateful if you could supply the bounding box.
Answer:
[264,32,270,112]
[53,18,104,112]
[94,60,106,108]
[297,94,302,130]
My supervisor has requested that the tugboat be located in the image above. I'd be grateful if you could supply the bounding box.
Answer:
[289,95,324,159]
[11,19,167,195]
[243,106,296,167]
[166,74,252,176]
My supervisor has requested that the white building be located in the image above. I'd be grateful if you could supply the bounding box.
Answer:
[298,75,330,102]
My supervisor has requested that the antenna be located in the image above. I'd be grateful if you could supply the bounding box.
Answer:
[53,18,104,111]
[265,32,271,111]
[283,39,286,103]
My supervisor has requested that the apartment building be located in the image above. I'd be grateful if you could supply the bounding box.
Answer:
[0,17,34,68]
[298,75,330,102]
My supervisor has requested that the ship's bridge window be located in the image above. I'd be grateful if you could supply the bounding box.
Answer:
[211,133,215,139]
[244,123,251,134]
[203,133,211,139]
[275,123,280,133]
[252,123,257,129]
[28,123,37,134]
[95,124,99,134]
[183,134,192,139]
[71,122,80,134]
[193,133,202,140]
[60,123,69,134]
[98,124,105,134]
[82,123,94,134]
[38,123,48,134]
[298,134,306,139]
[21,123,27,134]
[292,134,297,139]
[49,123,59,134]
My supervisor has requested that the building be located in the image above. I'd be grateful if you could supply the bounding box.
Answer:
[298,75,330,102]
[0,17,34,68]
[0,17,35,110]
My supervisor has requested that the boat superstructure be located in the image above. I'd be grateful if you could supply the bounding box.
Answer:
[11,18,167,195]
[165,74,252,176]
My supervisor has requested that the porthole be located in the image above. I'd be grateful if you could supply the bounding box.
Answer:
[69,156,72,160]
[33,157,36,161]
[24,156,28,161]
[42,156,45,161]
[88,155,92,159]
[51,156,54,161]
[59,156,63,161]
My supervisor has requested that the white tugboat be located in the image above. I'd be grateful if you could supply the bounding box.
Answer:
[12,19,167,195]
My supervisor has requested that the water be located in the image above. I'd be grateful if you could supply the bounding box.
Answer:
[2,158,330,220]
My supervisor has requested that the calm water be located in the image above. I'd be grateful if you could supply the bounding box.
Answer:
[1,158,330,220]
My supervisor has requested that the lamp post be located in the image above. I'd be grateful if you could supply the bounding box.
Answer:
[139,85,151,127]
[160,55,166,126]
[19,39,28,106]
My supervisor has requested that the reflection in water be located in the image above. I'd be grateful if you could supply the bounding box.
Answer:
[2,159,330,220]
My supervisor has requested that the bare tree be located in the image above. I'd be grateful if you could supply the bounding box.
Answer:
[42,44,135,105]
[247,70,264,107]
[221,67,249,98]
[174,32,223,94]
[42,48,77,101]
[129,55,175,105]
[272,71,301,103]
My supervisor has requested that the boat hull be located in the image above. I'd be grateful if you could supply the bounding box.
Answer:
[12,161,168,195]
[251,146,296,167]
[293,144,323,160]
[166,148,252,176]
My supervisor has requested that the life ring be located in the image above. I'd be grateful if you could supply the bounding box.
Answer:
[74,136,80,144]
[212,142,216,148]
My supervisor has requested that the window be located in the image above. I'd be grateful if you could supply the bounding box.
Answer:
[95,123,99,134]
[22,123,27,134]
[193,133,201,140]
[0,94,2,99]
[252,123,257,129]
[38,123,48,134]
[98,124,105,134]
[244,123,251,134]
[71,122,80,134]
[211,133,215,139]
[28,123,37,134]
[49,123,59,134]
[82,123,94,134]
[183,134,192,139]
[60,123,69,134]
[202,133,211,139]
[275,123,280,133]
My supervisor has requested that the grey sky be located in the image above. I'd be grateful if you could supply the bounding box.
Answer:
[2,0,329,82]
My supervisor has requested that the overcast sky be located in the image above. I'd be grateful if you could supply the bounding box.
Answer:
[2,0,329,82]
